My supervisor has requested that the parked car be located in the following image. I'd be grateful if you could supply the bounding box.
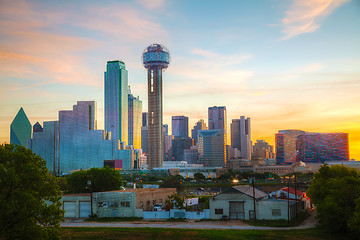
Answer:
[153,204,163,211]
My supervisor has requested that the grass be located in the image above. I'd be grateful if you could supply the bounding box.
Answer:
[61,227,352,240]
[244,211,311,227]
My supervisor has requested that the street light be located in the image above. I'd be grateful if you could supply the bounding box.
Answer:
[87,176,93,217]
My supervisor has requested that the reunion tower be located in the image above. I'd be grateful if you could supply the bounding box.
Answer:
[142,44,170,169]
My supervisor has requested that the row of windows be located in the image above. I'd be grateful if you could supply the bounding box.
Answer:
[97,201,130,208]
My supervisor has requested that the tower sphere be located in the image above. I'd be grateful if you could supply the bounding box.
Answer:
[142,44,170,70]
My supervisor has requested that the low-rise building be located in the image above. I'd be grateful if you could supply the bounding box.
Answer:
[61,188,176,218]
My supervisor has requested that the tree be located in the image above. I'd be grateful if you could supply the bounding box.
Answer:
[0,144,64,240]
[194,172,206,180]
[67,167,122,193]
[165,193,185,210]
[159,175,184,192]
[307,164,360,233]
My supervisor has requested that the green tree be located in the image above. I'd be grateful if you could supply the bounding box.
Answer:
[165,193,185,209]
[0,144,64,240]
[194,172,206,180]
[307,164,360,233]
[159,175,184,192]
[67,167,122,193]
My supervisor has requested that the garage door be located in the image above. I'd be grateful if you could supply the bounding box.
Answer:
[229,201,245,219]
[79,201,91,218]
[63,201,76,218]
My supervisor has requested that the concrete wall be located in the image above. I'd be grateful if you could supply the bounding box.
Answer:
[257,200,295,220]
[209,193,255,220]
[143,209,210,220]
[94,192,136,218]
[61,194,91,218]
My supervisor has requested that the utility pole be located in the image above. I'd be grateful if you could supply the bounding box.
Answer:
[87,175,93,217]
[287,176,290,225]
[294,174,298,219]
[252,173,256,220]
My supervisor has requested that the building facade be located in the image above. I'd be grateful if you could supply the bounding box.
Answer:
[30,101,135,174]
[10,107,31,147]
[276,130,306,165]
[128,89,142,149]
[296,132,349,163]
[191,119,207,144]
[197,129,226,167]
[252,140,274,161]
[172,116,189,138]
[171,137,194,162]
[104,60,129,144]
[231,116,251,160]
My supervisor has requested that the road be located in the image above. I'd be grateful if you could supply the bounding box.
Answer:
[61,211,317,230]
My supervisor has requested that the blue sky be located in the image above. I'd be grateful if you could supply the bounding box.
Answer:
[1,0,359,158]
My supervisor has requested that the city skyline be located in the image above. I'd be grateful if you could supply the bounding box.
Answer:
[1,0,359,159]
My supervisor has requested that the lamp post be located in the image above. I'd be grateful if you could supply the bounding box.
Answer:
[286,176,290,225]
[87,176,93,217]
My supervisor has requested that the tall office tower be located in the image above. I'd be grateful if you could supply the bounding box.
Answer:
[31,101,135,174]
[142,44,170,169]
[172,116,188,138]
[142,112,148,127]
[104,60,128,144]
[208,106,227,160]
[275,130,306,165]
[191,119,207,144]
[296,132,349,163]
[128,87,142,149]
[10,107,31,147]
[252,140,274,160]
[197,129,226,167]
[171,137,194,161]
[231,116,251,160]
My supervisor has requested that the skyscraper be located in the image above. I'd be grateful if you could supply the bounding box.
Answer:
[142,112,148,127]
[104,60,128,144]
[142,44,170,169]
[231,116,251,160]
[128,87,142,149]
[208,106,227,160]
[197,129,226,167]
[191,119,207,144]
[31,101,135,174]
[296,132,349,163]
[172,115,188,138]
[275,130,306,164]
[10,107,31,147]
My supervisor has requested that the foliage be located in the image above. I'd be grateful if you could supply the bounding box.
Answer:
[67,166,122,193]
[194,172,206,180]
[199,196,210,209]
[165,193,185,209]
[159,175,184,192]
[307,164,360,233]
[56,176,69,193]
[0,144,64,240]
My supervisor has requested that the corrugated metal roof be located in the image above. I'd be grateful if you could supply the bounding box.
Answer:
[232,185,268,199]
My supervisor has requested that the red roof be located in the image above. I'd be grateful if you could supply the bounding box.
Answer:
[281,187,304,196]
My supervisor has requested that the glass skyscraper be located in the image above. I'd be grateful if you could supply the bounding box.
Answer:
[30,101,134,174]
[172,115,189,138]
[104,60,128,144]
[128,89,142,149]
[10,107,31,147]
[197,129,226,167]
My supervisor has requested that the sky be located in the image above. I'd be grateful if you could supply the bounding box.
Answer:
[1,0,359,159]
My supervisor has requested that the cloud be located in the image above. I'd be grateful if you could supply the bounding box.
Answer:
[281,0,349,40]
[136,0,166,9]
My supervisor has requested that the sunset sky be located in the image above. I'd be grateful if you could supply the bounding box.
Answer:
[1,0,359,159]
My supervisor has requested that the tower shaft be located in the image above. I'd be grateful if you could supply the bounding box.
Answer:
[147,67,163,169]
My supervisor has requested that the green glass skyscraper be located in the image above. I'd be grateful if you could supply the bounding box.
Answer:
[10,107,31,147]
[104,60,128,144]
